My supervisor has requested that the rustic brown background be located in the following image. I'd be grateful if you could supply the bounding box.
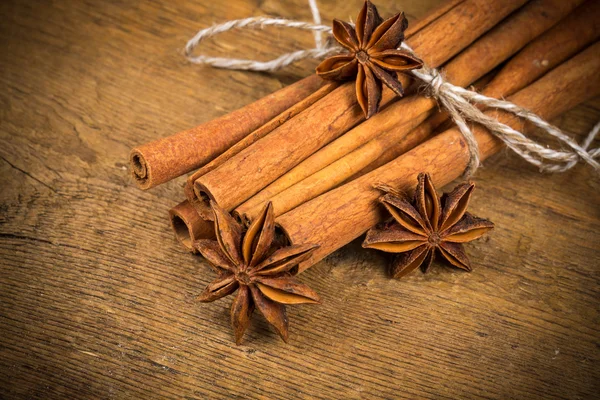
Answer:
[1,0,599,398]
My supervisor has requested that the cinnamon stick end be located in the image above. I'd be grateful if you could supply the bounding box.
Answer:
[192,180,220,220]
[130,149,153,190]
[169,200,215,253]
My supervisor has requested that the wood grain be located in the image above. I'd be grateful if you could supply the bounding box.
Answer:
[0,0,598,399]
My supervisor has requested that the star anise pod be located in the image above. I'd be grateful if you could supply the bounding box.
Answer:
[316,0,423,118]
[363,173,494,279]
[194,201,320,344]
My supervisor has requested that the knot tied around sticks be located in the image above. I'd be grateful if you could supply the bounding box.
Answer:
[184,0,600,176]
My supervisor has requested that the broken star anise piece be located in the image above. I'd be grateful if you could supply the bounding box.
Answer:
[194,201,320,344]
[316,0,423,119]
[363,173,494,279]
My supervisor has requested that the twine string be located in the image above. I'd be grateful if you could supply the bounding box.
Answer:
[184,1,599,175]
[307,0,324,49]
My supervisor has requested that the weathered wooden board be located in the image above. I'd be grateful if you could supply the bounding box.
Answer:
[0,0,598,398]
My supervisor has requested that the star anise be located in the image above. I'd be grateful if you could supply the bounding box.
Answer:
[363,173,494,279]
[194,201,320,344]
[316,0,423,118]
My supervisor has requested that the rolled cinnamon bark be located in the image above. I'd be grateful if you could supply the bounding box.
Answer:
[193,0,529,214]
[236,0,582,222]
[182,82,339,211]
[130,74,325,190]
[169,200,214,253]
[277,42,600,272]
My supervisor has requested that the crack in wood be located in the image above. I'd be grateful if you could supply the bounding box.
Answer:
[0,155,58,193]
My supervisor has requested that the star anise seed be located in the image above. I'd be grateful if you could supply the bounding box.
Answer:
[195,201,320,344]
[363,173,494,279]
[316,0,423,118]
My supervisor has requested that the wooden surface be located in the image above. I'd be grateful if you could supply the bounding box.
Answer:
[1,0,599,398]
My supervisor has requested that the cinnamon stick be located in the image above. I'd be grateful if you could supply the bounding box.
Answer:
[193,0,529,215]
[169,200,214,253]
[130,74,325,189]
[182,82,339,209]
[236,0,581,222]
[277,42,600,272]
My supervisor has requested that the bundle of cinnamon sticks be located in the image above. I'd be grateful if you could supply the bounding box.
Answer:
[132,0,599,278]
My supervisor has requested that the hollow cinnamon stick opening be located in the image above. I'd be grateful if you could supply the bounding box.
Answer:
[190,184,216,221]
[130,74,325,190]
[278,42,600,273]
[168,200,214,253]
